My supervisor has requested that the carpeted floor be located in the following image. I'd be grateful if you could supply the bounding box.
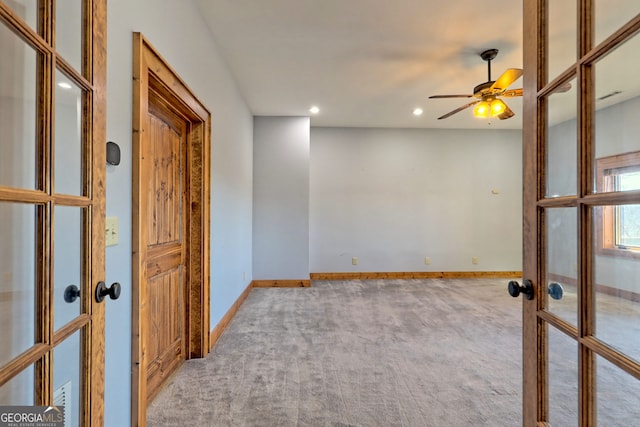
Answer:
[146,279,639,426]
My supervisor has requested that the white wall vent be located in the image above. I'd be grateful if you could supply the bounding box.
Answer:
[53,381,71,427]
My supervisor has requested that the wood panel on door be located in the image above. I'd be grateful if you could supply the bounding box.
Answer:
[144,92,188,402]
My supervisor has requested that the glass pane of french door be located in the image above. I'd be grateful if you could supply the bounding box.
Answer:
[53,205,84,331]
[592,32,640,195]
[0,202,37,366]
[596,354,640,425]
[546,77,578,198]
[594,1,640,45]
[53,329,83,427]
[548,327,578,427]
[55,0,83,72]
[548,0,577,80]
[592,205,640,362]
[3,0,37,33]
[54,69,85,197]
[0,19,39,190]
[546,208,578,326]
[0,365,34,405]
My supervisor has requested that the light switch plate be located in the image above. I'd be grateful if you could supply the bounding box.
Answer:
[105,216,119,246]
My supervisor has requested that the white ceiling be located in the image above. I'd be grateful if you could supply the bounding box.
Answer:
[195,0,524,130]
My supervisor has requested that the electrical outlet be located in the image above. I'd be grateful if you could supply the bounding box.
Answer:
[352,257,358,265]
[472,256,479,265]
[424,256,431,265]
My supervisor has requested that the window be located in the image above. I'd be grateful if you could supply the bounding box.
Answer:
[595,151,640,258]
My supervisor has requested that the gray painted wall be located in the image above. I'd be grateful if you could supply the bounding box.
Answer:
[253,117,310,280]
[105,1,254,425]
[310,127,523,272]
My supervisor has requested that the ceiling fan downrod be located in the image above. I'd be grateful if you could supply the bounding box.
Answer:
[480,48,499,82]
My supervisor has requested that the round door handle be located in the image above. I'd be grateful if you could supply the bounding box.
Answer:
[508,280,534,300]
[64,284,80,303]
[548,282,564,300]
[95,281,121,303]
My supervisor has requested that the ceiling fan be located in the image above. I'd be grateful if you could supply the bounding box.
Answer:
[429,49,523,120]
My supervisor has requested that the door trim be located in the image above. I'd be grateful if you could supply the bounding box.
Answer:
[131,33,211,427]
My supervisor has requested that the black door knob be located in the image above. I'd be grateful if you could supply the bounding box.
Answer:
[508,280,534,300]
[95,281,121,303]
[64,284,80,303]
[548,282,564,300]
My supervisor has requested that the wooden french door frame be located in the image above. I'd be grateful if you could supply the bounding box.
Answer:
[131,33,211,427]
[0,0,106,424]
[522,2,640,426]
[521,2,541,424]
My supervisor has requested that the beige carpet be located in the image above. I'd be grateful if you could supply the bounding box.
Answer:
[146,279,638,426]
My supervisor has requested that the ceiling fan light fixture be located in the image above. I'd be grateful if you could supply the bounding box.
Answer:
[490,98,507,116]
[430,48,522,121]
[473,101,490,118]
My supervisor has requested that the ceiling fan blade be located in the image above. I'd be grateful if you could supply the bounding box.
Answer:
[437,100,480,120]
[428,94,473,99]
[498,103,515,120]
[501,88,523,97]
[556,82,572,93]
[490,68,523,92]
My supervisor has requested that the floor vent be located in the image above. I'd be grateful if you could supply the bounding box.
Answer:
[53,381,71,427]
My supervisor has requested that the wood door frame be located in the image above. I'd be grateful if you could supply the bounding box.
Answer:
[131,32,211,427]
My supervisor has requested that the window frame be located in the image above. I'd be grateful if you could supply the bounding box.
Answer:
[595,150,640,259]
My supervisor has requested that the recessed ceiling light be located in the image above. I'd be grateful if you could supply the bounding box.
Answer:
[309,106,320,114]
[413,108,423,116]
[58,82,72,89]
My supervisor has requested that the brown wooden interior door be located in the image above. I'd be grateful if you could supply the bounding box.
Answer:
[0,0,106,425]
[522,2,640,426]
[132,33,212,425]
[143,89,188,402]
